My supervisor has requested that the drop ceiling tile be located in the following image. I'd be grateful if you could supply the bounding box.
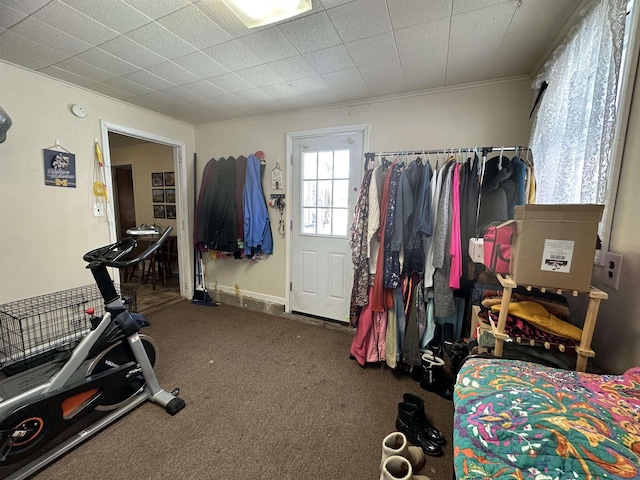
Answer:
[288,75,332,95]
[333,86,373,102]
[157,4,232,49]
[100,36,167,68]
[387,0,452,29]
[1,0,50,15]
[404,72,445,91]
[124,69,177,90]
[290,90,340,108]
[277,11,342,53]
[146,61,201,85]
[235,65,284,88]
[126,22,196,59]
[182,79,227,98]
[123,0,191,20]
[319,0,355,9]
[172,51,229,78]
[38,66,95,87]
[32,1,120,45]
[0,5,27,29]
[10,16,92,56]
[103,76,154,96]
[75,48,140,76]
[0,47,49,70]
[233,88,274,104]
[490,0,581,78]
[86,82,135,100]
[394,18,448,78]
[237,27,298,63]
[208,94,249,109]
[59,0,151,34]
[304,45,355,74]
[359,58,405,87]
[267,55,317,81]
[194,0,268,38]
[321,68,368,90]
[367,80,408,97]
[326,0,392,43]
[260,83,299,100]
[208,72,254,92]
[445,45,494,85]
[449,2,516,50]
[345,32,398,67]
[161,86,206,102]
[202,40,262,70]
[452,0,512,15]
[126,91,179,111]
[0,31,69,66]
[54,57,118,82]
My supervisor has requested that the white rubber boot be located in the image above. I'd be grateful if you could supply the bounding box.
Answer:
[380,455,431,480]
[380,432,425,473]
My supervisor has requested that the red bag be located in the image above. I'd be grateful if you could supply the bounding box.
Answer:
[483,223,513,274]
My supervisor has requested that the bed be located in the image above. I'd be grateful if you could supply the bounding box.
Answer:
[453,357,640,480]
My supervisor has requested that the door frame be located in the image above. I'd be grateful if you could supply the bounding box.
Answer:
[99,120,191,299]
[284,123,370,315]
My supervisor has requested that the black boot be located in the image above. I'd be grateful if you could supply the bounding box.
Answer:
[402,393,446,445]
[419,353,454,401]
[395,402,442,456]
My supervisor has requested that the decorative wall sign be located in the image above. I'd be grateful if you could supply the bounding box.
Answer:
[153,205,166,218]
[152,188,165,203]
[152,172,164,186]
[44,148,76,187]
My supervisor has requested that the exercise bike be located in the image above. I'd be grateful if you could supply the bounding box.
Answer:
[0,226,185,478]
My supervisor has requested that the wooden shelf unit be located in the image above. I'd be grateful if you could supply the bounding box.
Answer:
[490,274,608,372]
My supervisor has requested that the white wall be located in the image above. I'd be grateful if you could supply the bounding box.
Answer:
[0,62,195,303]
[592,64,640,373]
[194,78,534,303]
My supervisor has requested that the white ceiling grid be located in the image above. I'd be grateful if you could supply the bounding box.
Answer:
[0,0,582,124]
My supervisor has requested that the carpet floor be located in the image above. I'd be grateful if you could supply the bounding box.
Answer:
[7,300,455,479]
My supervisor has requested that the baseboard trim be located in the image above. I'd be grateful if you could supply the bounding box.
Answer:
[207,284,285,316]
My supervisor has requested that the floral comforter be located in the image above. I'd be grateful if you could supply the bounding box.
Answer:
[454,358,640,480]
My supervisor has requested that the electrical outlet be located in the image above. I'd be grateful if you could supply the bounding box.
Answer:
[93,203,104,217]
[602,252,623,290]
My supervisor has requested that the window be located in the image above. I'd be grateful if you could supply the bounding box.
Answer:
[301,149,350,237]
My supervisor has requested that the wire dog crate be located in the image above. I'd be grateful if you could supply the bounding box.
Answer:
[0,284,136,376]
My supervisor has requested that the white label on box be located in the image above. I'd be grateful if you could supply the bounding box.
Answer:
[540,239,574,273]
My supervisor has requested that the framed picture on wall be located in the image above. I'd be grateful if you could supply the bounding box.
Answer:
[152,172,164,186]
[165,188,175,203]
[152,189,164,203]
[153,205,166,218]
[166,204,176,219]
[164,171,175,186]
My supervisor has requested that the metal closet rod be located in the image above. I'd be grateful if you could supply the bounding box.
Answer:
[368,146,530,157]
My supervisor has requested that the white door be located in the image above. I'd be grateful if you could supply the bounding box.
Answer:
[290,131,364,322]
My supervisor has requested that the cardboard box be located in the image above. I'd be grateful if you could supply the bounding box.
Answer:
[509,204,604,291]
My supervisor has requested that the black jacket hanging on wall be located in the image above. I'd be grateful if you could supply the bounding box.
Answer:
[199,157,238,252]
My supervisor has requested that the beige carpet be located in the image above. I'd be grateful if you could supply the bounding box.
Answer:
[5,300,455,479]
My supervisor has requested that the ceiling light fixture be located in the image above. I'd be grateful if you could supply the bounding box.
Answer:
[220,0,312,28]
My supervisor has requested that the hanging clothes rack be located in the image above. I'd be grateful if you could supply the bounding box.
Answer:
[364,146,530,171]
[369,146,528,158]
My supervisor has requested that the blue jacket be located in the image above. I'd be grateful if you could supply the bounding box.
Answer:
[243,154,273,255]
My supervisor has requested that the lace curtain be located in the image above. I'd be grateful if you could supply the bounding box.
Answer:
[530,0,627,204]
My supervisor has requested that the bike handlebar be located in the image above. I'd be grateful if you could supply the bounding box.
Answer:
[83,226,174,269]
